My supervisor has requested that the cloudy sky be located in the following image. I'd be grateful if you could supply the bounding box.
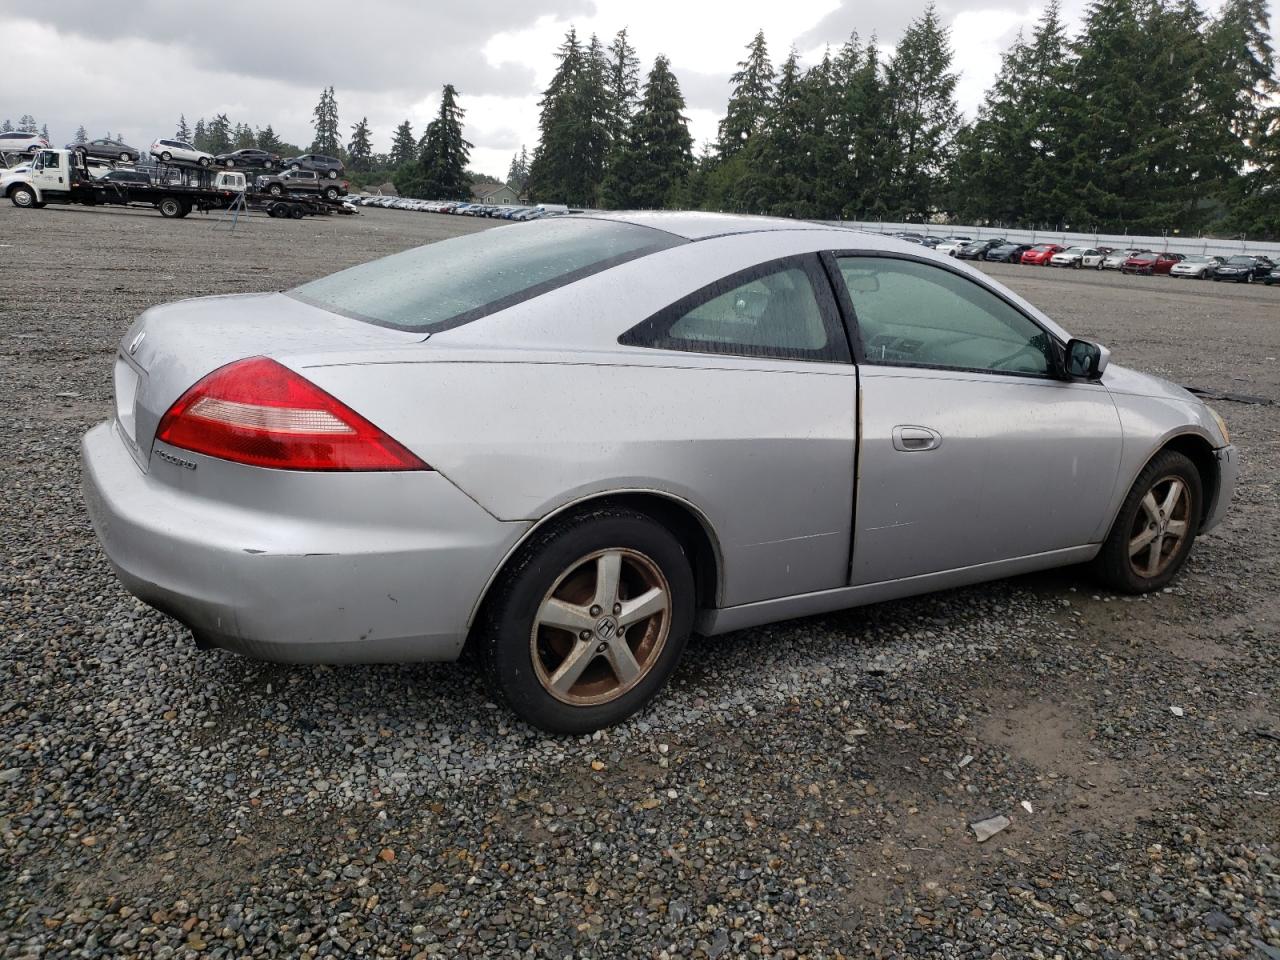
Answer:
[1,0,1274,178]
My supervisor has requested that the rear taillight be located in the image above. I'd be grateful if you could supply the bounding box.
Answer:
[155,357,429,471]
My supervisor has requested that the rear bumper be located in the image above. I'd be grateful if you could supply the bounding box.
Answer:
[1203,444,1239,534]
[81,421,528,663]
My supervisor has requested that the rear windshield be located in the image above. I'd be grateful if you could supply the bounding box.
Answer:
[289,218,685,332]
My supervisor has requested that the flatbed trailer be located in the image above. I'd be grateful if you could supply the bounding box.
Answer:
[4,149,346,218]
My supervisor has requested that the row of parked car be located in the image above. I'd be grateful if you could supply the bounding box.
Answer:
[350,195,569,221]
[891,232,1280,285]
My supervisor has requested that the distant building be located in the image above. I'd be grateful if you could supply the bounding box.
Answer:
[470,181,519,204]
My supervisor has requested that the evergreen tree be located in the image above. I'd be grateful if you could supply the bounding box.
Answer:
[0,120,12,133]
[529,28,611,204]
[256,124,285,153]
[192,118,208,151]
[507,145,531,192]
[19,115,37,133]
[311,86,341,155]
[41,124,49,141]
[207,113,232,154]
[176,115,191,141]
[601,56,694,209]
[74,124,88,143]
[604,28,641,149]
[717,30,775,158]
[389,120,417,167]
[348,117,373,171]
[881,4,959,219]
[402,84,472,199]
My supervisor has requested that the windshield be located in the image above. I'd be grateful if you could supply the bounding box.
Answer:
[1062,247,1087,254]
[1226,257,1254,265]
[290,217,685,332]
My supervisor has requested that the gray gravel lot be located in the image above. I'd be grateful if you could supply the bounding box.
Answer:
[1,205,1277,958]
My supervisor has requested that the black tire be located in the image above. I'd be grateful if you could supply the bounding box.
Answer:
[323,186,339,201]
[161,151,172,162]
[158,197,183,218]
[9,185,36,209]
[268,184,283,197]
[120,152,130,162]
[327,169,338,179]
[290,204,304,219]
[477,506,695,734]
[1093,449,1202,594]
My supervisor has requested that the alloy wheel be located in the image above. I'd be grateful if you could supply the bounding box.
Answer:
[530,548,671,707]
[1128,475,1191,579]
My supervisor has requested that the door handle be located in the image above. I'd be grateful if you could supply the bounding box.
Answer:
[892,425,943,452]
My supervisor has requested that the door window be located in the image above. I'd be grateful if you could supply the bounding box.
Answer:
[620,257,848,363]
[836,256,1053,375]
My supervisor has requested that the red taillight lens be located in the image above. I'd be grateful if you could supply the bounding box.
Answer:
[155,357,429,471]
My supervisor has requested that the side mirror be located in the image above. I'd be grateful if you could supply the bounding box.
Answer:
[1066,338,1110,380]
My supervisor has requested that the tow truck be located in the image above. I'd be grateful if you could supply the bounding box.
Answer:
[3,148,347,219]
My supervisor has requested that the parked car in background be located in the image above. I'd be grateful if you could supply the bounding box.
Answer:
[1102,248,1143,270]
[933,237,973,257]
[956,238,1008,260]
[216,148,279,169]
[80,212,1237,733]
[0,131,50,155]
[282,154,344,178]
[67,137,140,162]
[1169,255,1225,279]
[150,139,214,166]
[97,169,152,186]
[984,243,1033,263]
[255,169,347,201]
[1264,265,1280,286]
[1122,252,1184,275]
[1050,246,1104,269]
[1020,244,1066,265]
[1212,255,1274,283]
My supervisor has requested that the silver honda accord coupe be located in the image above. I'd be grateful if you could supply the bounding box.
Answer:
[82,212,1238,733]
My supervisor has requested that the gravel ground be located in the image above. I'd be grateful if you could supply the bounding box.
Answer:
[1,204,1277,959]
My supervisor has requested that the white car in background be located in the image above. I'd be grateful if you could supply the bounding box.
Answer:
[1050,246,1105,269]
[150,138,214,166]
[933,236,973,257]
[0,131,49,155]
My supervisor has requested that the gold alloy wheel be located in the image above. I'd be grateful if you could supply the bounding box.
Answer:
[530,548,671,706]
[1128,475,1192,579]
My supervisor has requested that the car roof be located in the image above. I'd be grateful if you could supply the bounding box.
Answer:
[570,210,853,242]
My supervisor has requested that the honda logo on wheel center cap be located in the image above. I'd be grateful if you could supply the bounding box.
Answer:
[595,616,617,639]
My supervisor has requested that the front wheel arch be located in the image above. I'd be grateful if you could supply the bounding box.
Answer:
[467,491,723,638]
[1106,433,1220,547]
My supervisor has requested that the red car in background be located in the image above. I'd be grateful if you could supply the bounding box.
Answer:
[1020,243,1065,265]
[1121,251,1184,275]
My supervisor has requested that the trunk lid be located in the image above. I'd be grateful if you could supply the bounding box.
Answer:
[114,292,423,470]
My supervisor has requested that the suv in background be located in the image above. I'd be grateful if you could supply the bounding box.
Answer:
[256,169,347,200]
[0,131,50,155]
[281,153,344,178]
[150,139,214,166]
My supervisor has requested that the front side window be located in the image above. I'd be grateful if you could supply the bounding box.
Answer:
[619,256,847,363]
[292,217,685,332]
[836,256,1053,376]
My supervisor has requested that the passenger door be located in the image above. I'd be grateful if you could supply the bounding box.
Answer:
[31,151,69,199]
[829,254,1124,584]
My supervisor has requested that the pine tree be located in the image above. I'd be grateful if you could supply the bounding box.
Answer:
[348,117,373,171]
[604,28,641,149]
[403,84,473,199]
[601,56,694,209]
[881,4,959,219]
[207,114,232,154]
[0,120,12,133]
[74,124,88,143]
[176,115,191,141]
[256,125,285,154]
[507,145,531,192]
[717,30,775,158]
[389,120,417,168]
[192,118,208,151]
[529,28,593,203]
[41,124,49,141]
[18,115,37,133]
[311,86,341,155]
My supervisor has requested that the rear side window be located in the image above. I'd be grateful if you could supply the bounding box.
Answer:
[290,217,685,332]
[619,256,849,363]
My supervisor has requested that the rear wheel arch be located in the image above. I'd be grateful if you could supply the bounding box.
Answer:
[468,491,723,634]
